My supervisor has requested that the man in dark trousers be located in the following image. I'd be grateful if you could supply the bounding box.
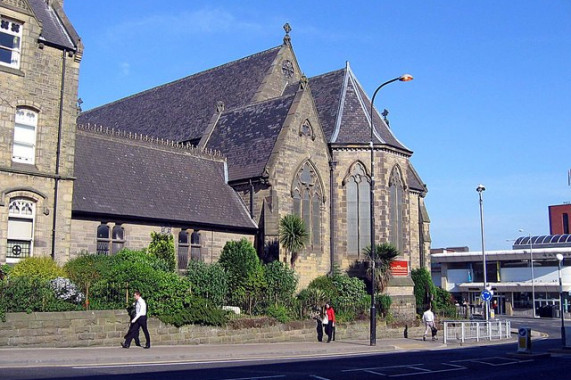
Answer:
[122,291,151,349]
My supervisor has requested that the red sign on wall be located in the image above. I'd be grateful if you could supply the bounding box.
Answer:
[390,260,408,276]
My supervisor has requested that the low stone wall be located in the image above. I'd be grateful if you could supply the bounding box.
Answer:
[0,310,424,348]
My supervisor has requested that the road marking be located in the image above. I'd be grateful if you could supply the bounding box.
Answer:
[309,375,332,380]
[219,376,285,380]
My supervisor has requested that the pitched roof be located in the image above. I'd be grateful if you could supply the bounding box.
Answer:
[28,0,79,50]
[204,93,296,182]
[72,126,257,231]
[310,64,411,153]
[78,47,282,142]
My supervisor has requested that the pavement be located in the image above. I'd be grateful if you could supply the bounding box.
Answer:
[0,335,521,369]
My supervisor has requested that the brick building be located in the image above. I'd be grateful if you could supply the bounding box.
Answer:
[549,203,571,235]
[1,3,430,314]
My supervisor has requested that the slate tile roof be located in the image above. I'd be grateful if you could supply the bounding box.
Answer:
[310,66,410,152]
[28,0,78,50]
[78,47,282,143]
[72,126,257,231]
[205,93,296,182]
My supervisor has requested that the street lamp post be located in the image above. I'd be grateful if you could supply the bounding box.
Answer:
[476,184,488,321]
[556,253,566,347]
[519,229,537,318]
[368,74,413,346]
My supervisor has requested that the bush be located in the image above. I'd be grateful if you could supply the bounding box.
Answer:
[147,232,176,272]
[64,253,112,303]
[219,239,266,313]
[411,267,436,314]
[265,304,292,323]
[50,277,85,304]
[263,261,298,307]
[158,296,229,327]
[10,257,66,281]
[0,277,80,313]
[187,261,228,307]
[377,294,392,317]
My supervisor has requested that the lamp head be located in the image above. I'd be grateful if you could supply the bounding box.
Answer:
[556,253,564,262]
[476,184,486,193]
[399,74,414,82]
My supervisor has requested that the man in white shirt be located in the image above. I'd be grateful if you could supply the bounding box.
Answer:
[422,305,436,341]
[122,291,151,349]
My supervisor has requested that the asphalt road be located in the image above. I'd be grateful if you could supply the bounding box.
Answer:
[1,317,569,380]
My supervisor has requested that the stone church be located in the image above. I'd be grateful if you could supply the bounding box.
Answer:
[0,1,430,312]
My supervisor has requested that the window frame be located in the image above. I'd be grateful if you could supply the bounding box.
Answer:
[12,107,38,164]
[291,161,323,251]
[0,17,22,69]
[6,198,35,262]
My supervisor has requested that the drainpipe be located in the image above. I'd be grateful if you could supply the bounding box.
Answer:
[329,159,336,273]
[51,48,67,260]
[249,179,254,218]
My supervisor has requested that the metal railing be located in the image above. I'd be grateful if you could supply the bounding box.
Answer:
[443,320,511,344]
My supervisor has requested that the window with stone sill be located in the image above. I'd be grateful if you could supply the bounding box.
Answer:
[12,107,38,164]
[345,162,371,256]
[96,223,125,255]
[7,198,35,260]
[0,17,22,69]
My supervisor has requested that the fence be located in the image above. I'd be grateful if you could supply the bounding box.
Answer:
[442,320,511,344]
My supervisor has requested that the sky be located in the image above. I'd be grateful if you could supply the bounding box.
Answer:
[64,1,571,252]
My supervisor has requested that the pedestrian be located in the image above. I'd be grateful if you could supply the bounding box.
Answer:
[422,304,436,341]
[122,291,151,349]
[312,307,324,342]
[324,303,336,343]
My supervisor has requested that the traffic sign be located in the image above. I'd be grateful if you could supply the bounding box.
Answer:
[481,289,492,301]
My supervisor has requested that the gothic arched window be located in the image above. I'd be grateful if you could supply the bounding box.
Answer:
[345,162,371,255]
[7,198,35,260]
[389,167,405,252]
[291,161,323,249]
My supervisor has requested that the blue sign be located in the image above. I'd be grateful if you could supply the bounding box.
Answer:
[481,289,492,301]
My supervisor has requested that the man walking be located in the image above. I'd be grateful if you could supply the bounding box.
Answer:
[122,291,151,349]
[422,304,436,341]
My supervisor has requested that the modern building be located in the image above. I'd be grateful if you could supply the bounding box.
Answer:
[432,235,571,317]
[1,2,431,317]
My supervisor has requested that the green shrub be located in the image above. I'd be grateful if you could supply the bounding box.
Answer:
[411,267,436,314]
[263,261,298,307]
[158,296,229,327]
[187,261,228,307]
[377,294,392,316]
[265,304,292,323]
[64,253,112,303]
[0,277,79,313]
[147,232,176,272]
[10,257,66,281]
[0,264,11,280]
[219,239,266,313]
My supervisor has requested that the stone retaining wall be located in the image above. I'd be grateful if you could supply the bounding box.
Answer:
[0,310,424,348]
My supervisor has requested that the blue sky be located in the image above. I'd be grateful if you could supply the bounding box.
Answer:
[64,1,571,251]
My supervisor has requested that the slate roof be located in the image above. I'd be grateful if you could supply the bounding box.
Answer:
[28,0,79,50]
[310,65,411,152]
[205,93,296,182]
[72,126,257,231]
[78,47,282,143]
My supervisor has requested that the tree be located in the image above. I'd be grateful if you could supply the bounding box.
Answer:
[147,232,176,272]
[363,242,399,293]
[278,214,309,268]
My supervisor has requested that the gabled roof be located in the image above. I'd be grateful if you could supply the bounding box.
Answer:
[28,0,79,50]
[205,93,296,182]
[72,126,257,231]
[78,46,282,143]
[310,64,411,153]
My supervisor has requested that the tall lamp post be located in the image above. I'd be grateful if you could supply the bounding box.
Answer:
[476,184,488,321]
[556,253,566,347]
[368,74,413,346]
[519,229,537,318]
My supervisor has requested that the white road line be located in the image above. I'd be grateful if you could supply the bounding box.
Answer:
[219,376,285,380]
[309,375,332,380]
[343,363,424,372]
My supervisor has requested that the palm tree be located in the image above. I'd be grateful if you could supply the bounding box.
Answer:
[363,242,399,293]
[279,214,309,268]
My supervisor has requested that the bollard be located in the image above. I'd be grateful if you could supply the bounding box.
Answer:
[517,327,532,354]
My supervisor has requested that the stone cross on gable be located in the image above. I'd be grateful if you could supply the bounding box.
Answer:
[283,23,292,45]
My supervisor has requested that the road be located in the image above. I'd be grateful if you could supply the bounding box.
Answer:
[1,317,569,380]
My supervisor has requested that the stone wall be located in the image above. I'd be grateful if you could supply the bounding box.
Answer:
[0,310,424,348]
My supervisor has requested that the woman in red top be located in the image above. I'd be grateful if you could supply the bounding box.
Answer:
[325,303,336,342]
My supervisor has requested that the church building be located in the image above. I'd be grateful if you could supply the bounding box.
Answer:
[1,2,430,316]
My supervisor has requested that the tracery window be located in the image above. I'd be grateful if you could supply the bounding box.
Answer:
[96,224,110,255]
[111,224,125,254]
[292,161,323,249]
[7,198,35,260]
[178,230,189,270]
[345,162,371,255]
[389,167,405,252]
[190,231,201,262]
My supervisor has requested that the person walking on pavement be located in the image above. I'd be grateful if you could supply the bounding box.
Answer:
[422,304,436,341]
[312,307,324,342]
[122,291,151,349]
[324,303,336,343]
